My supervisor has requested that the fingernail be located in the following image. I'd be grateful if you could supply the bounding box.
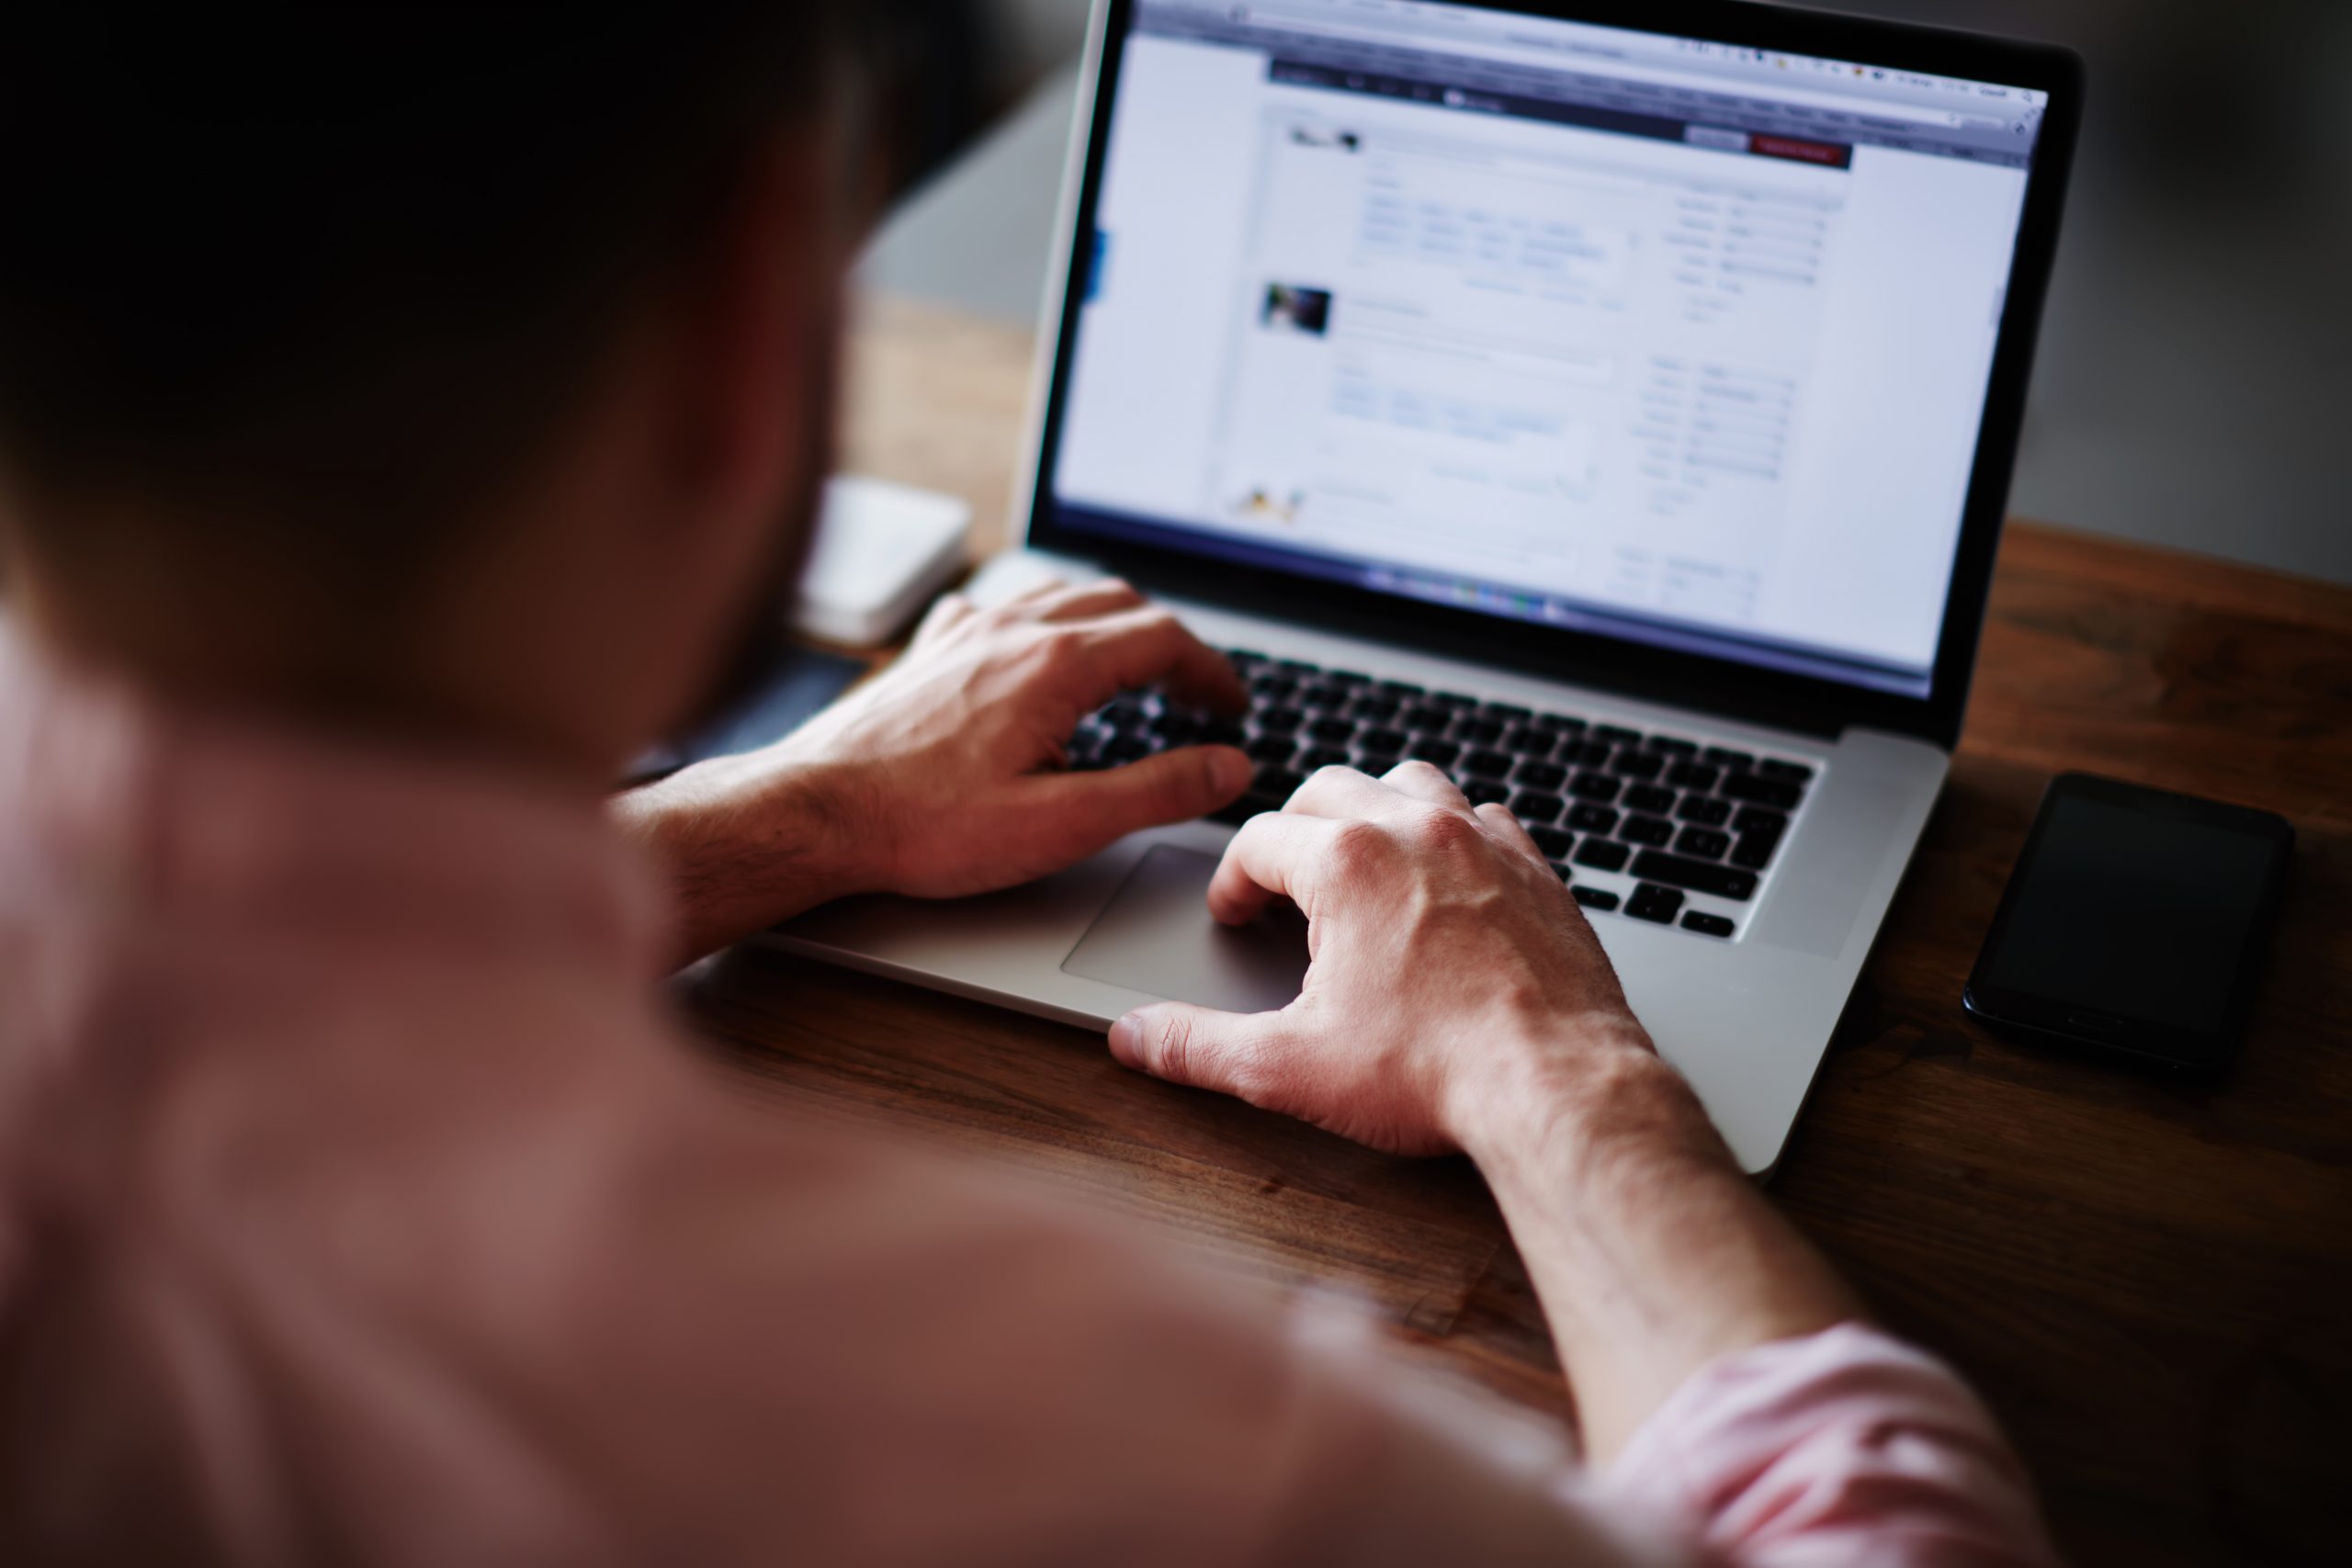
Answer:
[1107,1012,1144,1066]
[1207,747,1251,799]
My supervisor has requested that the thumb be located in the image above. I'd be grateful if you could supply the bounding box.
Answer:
[1108,1001,1277,1100]
[1036,744,1252,850]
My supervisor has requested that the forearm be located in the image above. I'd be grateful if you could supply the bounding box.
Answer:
[1451,1026,1860,1463]
[612,750,876,968]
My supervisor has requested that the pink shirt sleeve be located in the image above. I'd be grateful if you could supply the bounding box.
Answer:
[1602,1323,2059,1567]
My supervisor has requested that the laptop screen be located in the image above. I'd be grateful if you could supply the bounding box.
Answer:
[1041,0,2052,698]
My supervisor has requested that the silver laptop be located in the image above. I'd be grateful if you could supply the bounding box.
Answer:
[771,0,2080,1174]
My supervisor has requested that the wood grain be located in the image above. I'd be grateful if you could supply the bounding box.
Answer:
[684,293,2352,1567]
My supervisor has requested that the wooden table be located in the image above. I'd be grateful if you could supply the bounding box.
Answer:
[684,296,2352,1568]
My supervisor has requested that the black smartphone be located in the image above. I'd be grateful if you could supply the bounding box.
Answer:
[1962,773,2294,1078]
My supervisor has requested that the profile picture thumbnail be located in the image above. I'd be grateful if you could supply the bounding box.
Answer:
[1261,283,1332,335]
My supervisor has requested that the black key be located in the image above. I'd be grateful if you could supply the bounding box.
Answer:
[1514,760,1567,792]
[1620,815,1674,848]
[1630,851,1758,901]
[1560,739,1613,767]
[1103,734,1149,763]
[1464,779,1511,807]
[1433,691,1481,709]
[1595,724,1644,744]
[1402,705,1452,732]
[1349,694,1399,723]
[1502,726,1554,758]
[1243,735,1295,764]
[1252,766,1303,797]
[1566,803,1620,833]
[1530,825,1576,860]
[1573,837,1631,873]
[1676,826,1731,860]
[1676,795,1732,827]
[1626,883,1684,923]
[1153,713,1201,746]
[1609,749,1666,781]
[1225,649,1268,670]
[1666,761,1720,791]
[1549,861,1575,883]
[1250,674,1297,703]
[1375,678,1425,698]
[1299,682,1350,711]
[1357,728,1408,758]
[1758,758,1815,783]
[1409,737,1460,767]
[1681,910,1736,939]
[1572,886,1621,913]
[1102,697,1150,729]
[1201,717,1246,747]
[1568,771,1622,803]
[1649,737,1699,756]
[1453,716,1504,746]
[1510,790,1565,824]
[1721,773,1801,810]
[1327,669,1372,687]
[1702,746,1754,769]
[1732,806,1788,836]
[1258,706,1304,735]
[1298,746,1350,771]
[1623,783,1676,815]
[1306,715,1355,744]
[1535,712,1589,733]
[1482,701,1532,722]
[1273,657,1320,674]
[1730,831,1781,872]
[1461,749,1513,779]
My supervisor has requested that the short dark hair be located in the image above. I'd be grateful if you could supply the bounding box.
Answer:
[0,9,846,578]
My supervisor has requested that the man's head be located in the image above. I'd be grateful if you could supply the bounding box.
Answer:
[0,10,865,775]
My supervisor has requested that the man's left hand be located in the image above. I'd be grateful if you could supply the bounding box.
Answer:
[615,578,1250,964]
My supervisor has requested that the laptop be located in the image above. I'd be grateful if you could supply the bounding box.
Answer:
[770,0,2081,1174]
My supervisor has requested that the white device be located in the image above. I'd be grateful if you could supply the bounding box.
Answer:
[763,0,2077,1174]
[790,475,971,648]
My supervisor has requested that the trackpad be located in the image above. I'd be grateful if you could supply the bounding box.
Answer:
[1061,846,1310,1015]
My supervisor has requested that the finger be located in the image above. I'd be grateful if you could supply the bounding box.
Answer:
[995,574,1071,612]
[1025,578,1146,624]
[1063,607,1248,714]
[1108,1000,1288,1103]
[1205,809,1340,926]
[1283,763,1406,819]
[1380,758,1471,807]
[911,591,976,646]
[1476,800,1549,866]
[1015,745,1252,860]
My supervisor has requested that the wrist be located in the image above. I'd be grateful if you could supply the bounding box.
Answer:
[1445,1017,1730,1185]
[612,750,883,964]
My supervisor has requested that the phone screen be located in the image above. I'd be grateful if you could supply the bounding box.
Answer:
[1971,780,2291,1066]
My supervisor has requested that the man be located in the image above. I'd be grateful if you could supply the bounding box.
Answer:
[0,12,2054,1563]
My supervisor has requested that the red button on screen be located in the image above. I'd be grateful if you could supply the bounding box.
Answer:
[1749,134,1852,169]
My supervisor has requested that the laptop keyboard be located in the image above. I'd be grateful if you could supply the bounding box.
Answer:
[1066,649,1815,941]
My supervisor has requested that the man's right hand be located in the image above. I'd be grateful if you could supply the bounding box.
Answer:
[1106,759,1704,1162]
[1106,758,1861,1462]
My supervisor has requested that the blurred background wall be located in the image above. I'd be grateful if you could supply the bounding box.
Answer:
[864,0,2352,582]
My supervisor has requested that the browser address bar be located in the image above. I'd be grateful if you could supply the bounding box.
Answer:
[1242,6,2000,130]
